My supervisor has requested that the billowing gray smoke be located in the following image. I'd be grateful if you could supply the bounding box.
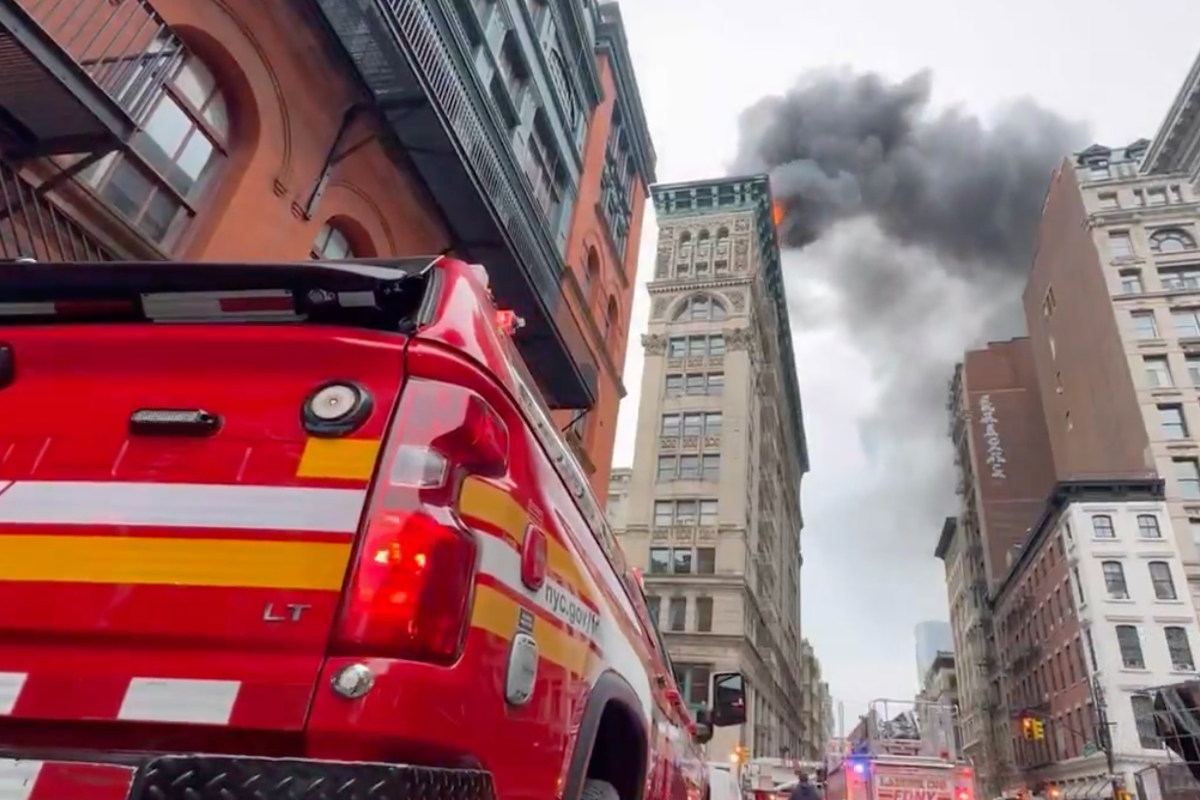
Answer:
[729,69,1089,620]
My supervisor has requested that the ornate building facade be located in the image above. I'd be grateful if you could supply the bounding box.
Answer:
[611,174,810,761]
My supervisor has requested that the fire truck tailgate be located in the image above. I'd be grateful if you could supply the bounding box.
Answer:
[0,260,428,742]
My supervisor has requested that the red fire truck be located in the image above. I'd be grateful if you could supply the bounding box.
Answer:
[0,256,747,800]
[825,701,973,800]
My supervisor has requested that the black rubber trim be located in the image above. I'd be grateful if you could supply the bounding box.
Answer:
[562,670,649,800]
[301,380,374,437]
[130,755,495,800]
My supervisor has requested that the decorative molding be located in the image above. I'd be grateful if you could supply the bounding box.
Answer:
[729,291,746,313]
[727,327,754,351]
[651,297,669,319]
[642,332,667,355]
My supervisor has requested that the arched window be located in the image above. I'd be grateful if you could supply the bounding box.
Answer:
[716,227,730,246]
[1150,228,1196,253]
[584,247,601,300]
[86,50,229,245]
[673,294,727,322]
[311,222,356,260]
[604,295,620,340]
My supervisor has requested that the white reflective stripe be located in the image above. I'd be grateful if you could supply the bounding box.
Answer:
[336,291,377,308]
[0,673,26,715]
[476,531,600,642]
[141,290,301,321]
[0,760,40,800]
[473,533,653,716]
[0,303,55,316]
[0,482,366,533]
[118,678,240,725]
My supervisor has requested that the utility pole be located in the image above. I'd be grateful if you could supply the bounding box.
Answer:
[1091,676,1122,800]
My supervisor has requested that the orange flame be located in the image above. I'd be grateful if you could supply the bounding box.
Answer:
[771,200,785,226]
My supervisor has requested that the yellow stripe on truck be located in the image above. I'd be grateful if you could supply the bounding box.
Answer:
[0,535,352,590]
[458,476,596,607]
[296,438,381,481]
[471,584,590,675]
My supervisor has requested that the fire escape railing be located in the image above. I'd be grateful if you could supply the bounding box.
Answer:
[0,156,116,260]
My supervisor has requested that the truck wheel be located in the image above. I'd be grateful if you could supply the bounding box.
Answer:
[582,779,622,800]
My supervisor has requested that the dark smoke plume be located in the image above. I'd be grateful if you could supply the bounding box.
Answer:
[729,69,1089,583]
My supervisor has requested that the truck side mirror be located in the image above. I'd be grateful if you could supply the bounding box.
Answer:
[711,672,747,727]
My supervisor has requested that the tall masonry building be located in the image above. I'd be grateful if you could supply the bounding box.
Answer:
[609,175,810,761]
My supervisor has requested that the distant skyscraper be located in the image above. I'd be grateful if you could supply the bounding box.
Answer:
[914,621,953,681]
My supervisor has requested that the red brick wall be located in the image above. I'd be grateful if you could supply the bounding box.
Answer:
[964,339,1057,587]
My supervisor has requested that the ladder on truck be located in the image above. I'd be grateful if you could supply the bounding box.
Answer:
[847,699,961,763]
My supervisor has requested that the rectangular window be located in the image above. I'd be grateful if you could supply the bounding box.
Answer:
[678,455,700,480]
[1145,356,1174,388]
[696,547,716,574]
[673,664,711,708]
[665,374,684,396]
[672,548,693,574]
[1149,561,1178,600]
[1101,561,1128,598]
[687,336,706,358]
[661,414,681,436]
[1089,161,1111,180]
[1161,268,1200,291]
[695,597,713,632]
[708,335,725,356]
[1131,695,1162,749]
[1073,566,1086,605]
[675,500,698,525]
[1175,459,1200,500]
[685,374,706,396]
[649,546,670,573]
[1132,311,1158,338]
[645,595,660,625]
[702,454,721,481]
[1189,356,1200,385]
[656,455,675,482]
[667,337,687,358]
[667,597,686,631]
[1166,627,1196,671]
[1147,188,1168,206]
[1092,515,1115,539]
[1121,270,1144,295]
[653,502,673,528]
[1138,514,1162,539]
[682,413,703,437]
[1174,309,1200,338]
[1108,231,1134,257]
[1098,193,1119,209]
[699,499,718,526]
[704,413,723,437]
[707,373,725,395]
[1116,624,1146,669]
[1160,405,1189,439]
[1192,520,1200,549]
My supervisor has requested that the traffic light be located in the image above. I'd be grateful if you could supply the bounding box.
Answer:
[1019,715,1045,741]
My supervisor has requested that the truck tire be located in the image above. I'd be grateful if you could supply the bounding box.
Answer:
[582,779,623,800]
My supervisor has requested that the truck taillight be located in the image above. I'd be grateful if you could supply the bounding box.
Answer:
[332,377,508,663]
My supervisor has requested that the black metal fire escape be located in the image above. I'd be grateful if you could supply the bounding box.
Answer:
[0,0,183,259]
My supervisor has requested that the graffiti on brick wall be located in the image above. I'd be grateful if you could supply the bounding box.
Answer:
[978,395,1007,479]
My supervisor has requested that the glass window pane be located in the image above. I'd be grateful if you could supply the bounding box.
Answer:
[141,188,182,242]
[173,58,217,110]
[672,549,692,574]
[142,96,192,159]
[649,547,670,574]
[171,131,216,195]
[697,547,716,574]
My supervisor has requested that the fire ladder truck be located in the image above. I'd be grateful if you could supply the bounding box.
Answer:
[824,700,975,800]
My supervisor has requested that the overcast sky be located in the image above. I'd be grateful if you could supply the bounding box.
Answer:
[609,0,1200,723]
